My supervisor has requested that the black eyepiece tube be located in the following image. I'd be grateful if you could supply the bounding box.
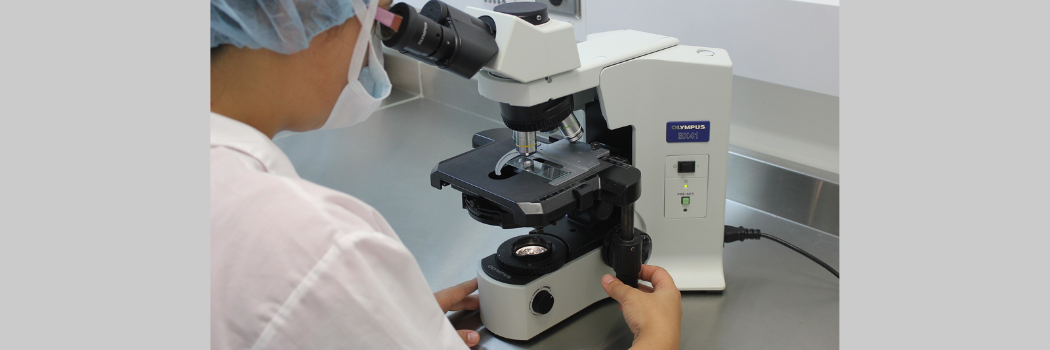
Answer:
[380,1,499,79]
[381,3,445,57]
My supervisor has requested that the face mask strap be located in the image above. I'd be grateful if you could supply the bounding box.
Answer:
[346,0,379,83]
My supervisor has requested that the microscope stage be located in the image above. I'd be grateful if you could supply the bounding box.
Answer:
[431,138,633,228]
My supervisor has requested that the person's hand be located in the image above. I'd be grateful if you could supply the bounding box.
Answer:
[434,278,482,347]
[379,0,393,10]
[601,265,682,350]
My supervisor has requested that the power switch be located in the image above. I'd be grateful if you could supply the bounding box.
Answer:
[677,161,696,173]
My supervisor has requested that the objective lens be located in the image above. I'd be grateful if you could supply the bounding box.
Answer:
[558,113,584,143]
[515,245,548,256]
[513,131,537,156]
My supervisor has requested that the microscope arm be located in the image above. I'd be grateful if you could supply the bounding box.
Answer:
[475,30,679,107]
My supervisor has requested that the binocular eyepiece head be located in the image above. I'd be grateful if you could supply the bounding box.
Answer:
[379,1,499,79]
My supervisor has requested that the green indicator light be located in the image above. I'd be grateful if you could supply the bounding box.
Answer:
[682,197,690,205]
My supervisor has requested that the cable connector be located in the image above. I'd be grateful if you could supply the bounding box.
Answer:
[723,225,762,243]
[723,224,839,278]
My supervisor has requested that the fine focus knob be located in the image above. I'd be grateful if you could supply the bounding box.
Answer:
[494,2,549,25]
[531,289,554,315]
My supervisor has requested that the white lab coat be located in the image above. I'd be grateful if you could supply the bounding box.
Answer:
[211,113,467,350]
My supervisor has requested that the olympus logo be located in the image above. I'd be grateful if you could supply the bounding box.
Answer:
[487,264,512,279]
[417,22,428,45]
[671,124,707,130]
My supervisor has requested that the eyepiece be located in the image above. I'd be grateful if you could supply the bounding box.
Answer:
[380,3,447,57]
[380,1,498,79]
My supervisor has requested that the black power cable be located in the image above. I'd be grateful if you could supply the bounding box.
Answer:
[724,225,839,278]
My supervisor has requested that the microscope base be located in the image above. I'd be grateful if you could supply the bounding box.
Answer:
[477,248,613,341]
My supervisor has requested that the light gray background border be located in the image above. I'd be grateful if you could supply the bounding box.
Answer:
[0,1,1046,349]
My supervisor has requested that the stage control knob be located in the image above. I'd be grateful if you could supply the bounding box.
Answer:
[530,289,554,315]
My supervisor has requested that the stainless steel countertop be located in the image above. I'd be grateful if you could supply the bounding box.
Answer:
[274,97,839,350]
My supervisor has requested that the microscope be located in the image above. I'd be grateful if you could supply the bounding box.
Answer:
[379,1,732,340]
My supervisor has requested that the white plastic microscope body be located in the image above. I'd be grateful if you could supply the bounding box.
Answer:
[463,7,733,341]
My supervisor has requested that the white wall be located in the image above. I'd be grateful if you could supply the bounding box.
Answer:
[586,0,838,96]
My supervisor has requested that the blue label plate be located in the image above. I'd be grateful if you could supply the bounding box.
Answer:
[666,121,710,143]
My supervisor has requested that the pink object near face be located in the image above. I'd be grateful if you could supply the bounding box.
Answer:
[375,7,402,31]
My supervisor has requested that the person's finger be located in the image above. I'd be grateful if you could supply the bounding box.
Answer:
[436,278,479,312]
[637,284,655,293]
[435,290,451,313]
[456,329,479,347]
[638,264,677,292]
[449,294,480,311]
[450,278,479,299]
[601,274,637,303]
[379,0,393,10]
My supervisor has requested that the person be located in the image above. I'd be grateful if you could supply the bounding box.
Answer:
[210,0,683,349]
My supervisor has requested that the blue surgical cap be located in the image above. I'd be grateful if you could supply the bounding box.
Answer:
[211,0,372,55]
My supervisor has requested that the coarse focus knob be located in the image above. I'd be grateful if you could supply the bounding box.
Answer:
[494,2,549,25]
[531,289,554,315]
